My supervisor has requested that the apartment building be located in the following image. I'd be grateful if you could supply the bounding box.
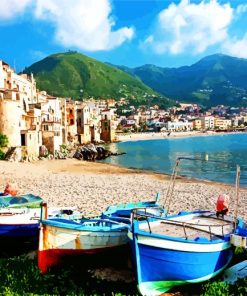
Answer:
[192,119,202,130]
[214,118,232,130]
[199,116,215,130]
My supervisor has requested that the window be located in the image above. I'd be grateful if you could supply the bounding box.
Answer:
[21,134,26,146]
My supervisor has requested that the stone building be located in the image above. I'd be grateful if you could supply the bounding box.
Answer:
[0,60,41,158]
[100,108,117,142]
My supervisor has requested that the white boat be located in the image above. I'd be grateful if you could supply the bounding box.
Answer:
[38,203,129,273]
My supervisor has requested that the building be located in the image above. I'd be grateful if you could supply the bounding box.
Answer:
[199,116,215,130]
[41,96,64,154]
[165,121,193,131]
[214,118,232,130]
[0,60,41,158]
[101,108,117,142]
[192,119,202,130]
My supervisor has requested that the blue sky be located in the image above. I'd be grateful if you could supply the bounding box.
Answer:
[0,0,247,71]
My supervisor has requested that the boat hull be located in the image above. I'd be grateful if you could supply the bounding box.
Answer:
[38,221,129,273]
[129,232,233,296]
[0,223,39,239]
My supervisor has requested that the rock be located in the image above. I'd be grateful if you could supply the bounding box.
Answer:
[5,147,22,162]
[73,144,125,161]
[39,145,49,157]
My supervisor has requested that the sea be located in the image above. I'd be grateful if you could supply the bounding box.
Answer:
[101,133,247,186]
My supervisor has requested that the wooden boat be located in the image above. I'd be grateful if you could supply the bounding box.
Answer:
[0,194,80,243]
[38,203,130,273]
[128,158,245,295]
[0,193,42,208]
[223,260,247,284]
[129,209,239,295]
[0,207,41,242]
[101,193,165,222]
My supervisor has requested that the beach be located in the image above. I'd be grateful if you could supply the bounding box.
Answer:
[116,130,247,142]
[0,159,246,220]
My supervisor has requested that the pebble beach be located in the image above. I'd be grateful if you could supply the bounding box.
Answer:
[0,159,246,220]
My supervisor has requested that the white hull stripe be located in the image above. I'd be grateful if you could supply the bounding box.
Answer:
[128,232,231,252]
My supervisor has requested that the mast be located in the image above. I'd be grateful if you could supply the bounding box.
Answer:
[234,165,241,230]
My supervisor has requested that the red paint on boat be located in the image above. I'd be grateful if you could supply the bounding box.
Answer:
[38,245,127,273]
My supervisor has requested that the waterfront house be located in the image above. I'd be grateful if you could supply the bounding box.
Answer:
[41,96,64,155]
[0,60,41,159]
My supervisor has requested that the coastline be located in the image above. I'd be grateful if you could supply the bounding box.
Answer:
[1,159,246,220]
[116,130,247,142]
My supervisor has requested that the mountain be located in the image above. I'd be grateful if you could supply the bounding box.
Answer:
[23,52,165,105]
[112,54,247,107]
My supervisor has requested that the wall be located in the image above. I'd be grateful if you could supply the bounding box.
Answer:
[0,98,21,146]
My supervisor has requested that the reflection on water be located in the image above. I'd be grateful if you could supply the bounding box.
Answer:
[101,134,247,186]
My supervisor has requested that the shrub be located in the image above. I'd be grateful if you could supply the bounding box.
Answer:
[0,133,8,148]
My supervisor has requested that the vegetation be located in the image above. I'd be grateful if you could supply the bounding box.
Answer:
[115,54,247,107]
[0,133,8,160]
[0,248,246,296]
[202,278,247,296]
[23,52,161,102]
[0,254,137,296]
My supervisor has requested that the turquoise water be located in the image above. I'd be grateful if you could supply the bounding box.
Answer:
[101,133,247,186]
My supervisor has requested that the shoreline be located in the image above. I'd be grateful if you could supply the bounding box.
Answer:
[116,130,247,142]
[1,159,246,221]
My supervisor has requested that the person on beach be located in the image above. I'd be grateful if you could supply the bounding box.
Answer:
[216,194,229,218]
[2,182,18,196]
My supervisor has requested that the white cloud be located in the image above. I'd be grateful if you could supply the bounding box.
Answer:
[144,0,233,55]
[0,0,32,21]
[222,34,247,58]
[0,0,133,51]
[220,3,247,58]
[34,0,134,51]
[236,4,247,15]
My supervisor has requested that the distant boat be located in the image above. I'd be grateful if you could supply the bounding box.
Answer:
[38,203,129,273]
[129,209,240,295]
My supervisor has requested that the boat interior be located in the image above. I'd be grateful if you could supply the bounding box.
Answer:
[135,210,235,241]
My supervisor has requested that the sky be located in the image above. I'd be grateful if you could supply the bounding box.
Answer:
[1,0,247,71]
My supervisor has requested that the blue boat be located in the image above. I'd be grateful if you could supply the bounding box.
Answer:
[102,193,165,223]
[129,209,239,295]
[128,157,246,295]
[0,194,80,245]
[0,193,42,208]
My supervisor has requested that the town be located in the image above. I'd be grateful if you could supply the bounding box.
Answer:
[0,59,247,161]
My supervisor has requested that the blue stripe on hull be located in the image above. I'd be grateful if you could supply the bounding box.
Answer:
[138,243,233,283]
[0,224,39,238]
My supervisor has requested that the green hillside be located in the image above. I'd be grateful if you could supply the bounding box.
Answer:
[23,52,162,104]
[114,54,247,107]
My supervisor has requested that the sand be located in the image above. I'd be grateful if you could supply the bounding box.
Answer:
[0,159,246,220]
[116,130,247,142]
